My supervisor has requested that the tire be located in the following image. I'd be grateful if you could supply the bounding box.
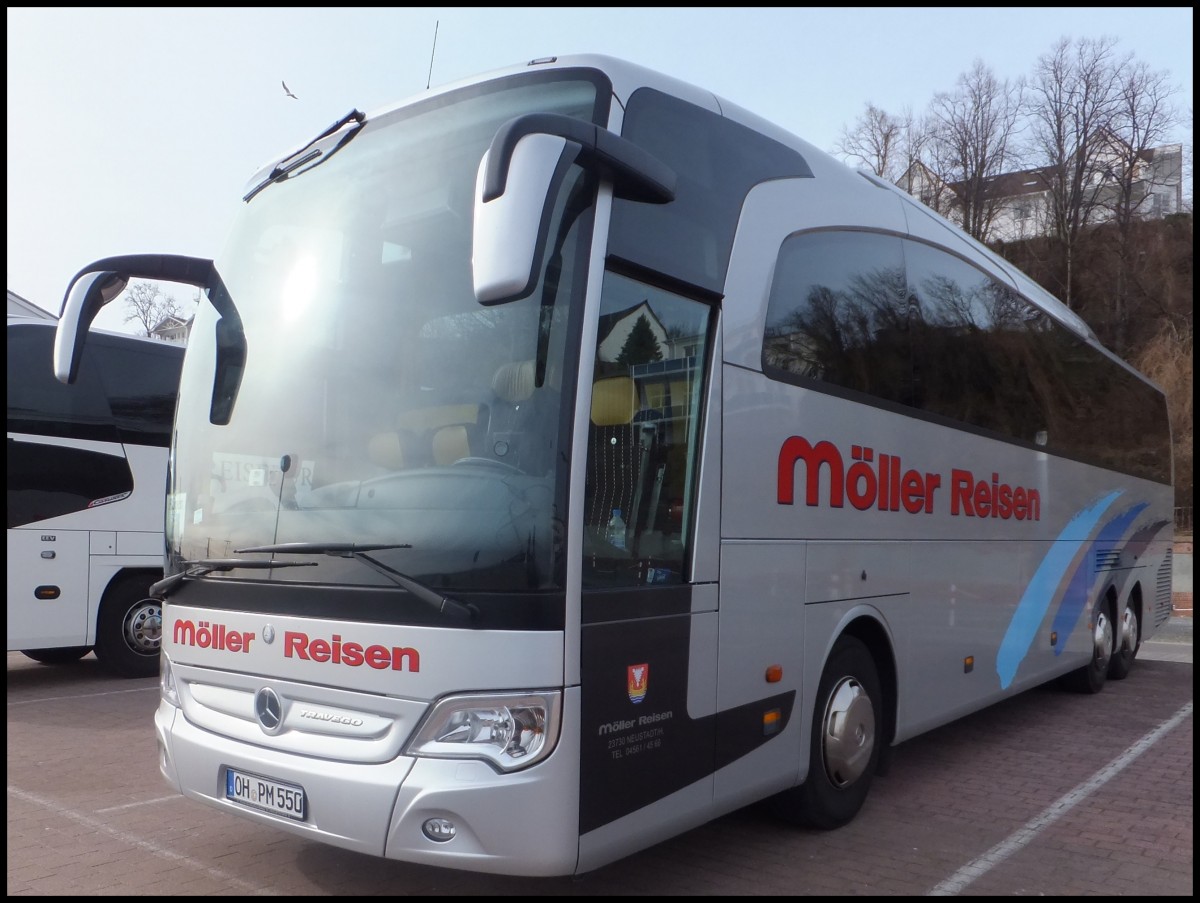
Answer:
[1106,603,1141,681]
[21,646,93,665]
[1063,600,1115,694]
[771,635,882,829]
[93,574,163,678]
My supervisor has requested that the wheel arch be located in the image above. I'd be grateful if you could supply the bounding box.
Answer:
[96,565,165,628]
[86,563,165,644]
[1102,583,1119,626]
[1086,580,1120,645]
[772,611,896,828]
[1123,580,1144,632]
[839,613,898,757]
[98,566,164,604]
[1107,579,1144,681]
[1062,584,1119,693]
[92,566,166,678]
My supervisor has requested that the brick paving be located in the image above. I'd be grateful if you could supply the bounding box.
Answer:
[7,639,1192,896]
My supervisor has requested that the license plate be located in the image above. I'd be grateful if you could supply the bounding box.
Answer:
[225,767,306,821]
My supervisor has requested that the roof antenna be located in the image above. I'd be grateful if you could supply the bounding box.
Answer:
[426,20,439,90]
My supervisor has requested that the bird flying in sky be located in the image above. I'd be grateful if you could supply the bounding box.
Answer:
[282,80,298,99]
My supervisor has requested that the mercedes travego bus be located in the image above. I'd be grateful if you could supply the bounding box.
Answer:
[52,54,1174,876]
[9,313,182,677]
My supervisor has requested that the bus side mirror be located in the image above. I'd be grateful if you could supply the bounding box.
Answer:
[471,113,676,306]
[54,271,129,383]
[472,133,581,305]
[52,253,246,424]
[54,254,220,385]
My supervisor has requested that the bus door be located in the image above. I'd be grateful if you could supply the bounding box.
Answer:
[576,268,721,851]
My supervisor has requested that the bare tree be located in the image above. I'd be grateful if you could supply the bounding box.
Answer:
[1096,60,1184,348]
[835,102,949,217]
[1106,61,1182,228]
[834,103,901,178]
[834,103,925,183]
[925,60,1025,243]
[122,281,183,337]
[1025,36,1126,307]
[1184,105,1194,214]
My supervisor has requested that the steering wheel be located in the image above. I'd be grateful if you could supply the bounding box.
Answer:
[452,456,524,475]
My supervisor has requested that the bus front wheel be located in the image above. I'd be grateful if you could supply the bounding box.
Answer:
[93,574,162,678]
[771,635,881,830]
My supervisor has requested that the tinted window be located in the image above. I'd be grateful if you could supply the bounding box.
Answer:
[91,336,182,446]
[582,271,714,591]
[7,439,133,528]
[7,323,181,448]
[905,240,1044,439]
[6,322,118,443]
[763,231,1171,484]
[7,322,148,526]
[764,231,911,405]
[609,88,812,294]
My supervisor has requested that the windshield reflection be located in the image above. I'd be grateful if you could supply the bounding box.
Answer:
[168,76,603,593]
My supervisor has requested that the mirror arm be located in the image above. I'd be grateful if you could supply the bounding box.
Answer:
[54,254,223,385]
[482,113,675,205]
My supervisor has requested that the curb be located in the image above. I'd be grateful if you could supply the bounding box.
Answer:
[1172,592,1192,618]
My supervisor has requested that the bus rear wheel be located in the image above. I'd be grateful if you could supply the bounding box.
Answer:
[1106,604,1141,681]
[21,646,93,665]
[93,574,162,678]
[1064,601,1115,694]
[771,635,881,830]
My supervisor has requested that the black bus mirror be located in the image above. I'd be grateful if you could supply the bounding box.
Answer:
[54,271,128,383]
[54,254,220,385]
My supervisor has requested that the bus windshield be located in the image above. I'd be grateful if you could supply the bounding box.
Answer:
[168,72,607,595]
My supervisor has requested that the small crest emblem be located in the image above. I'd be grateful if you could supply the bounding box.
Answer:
[627,663,648,703]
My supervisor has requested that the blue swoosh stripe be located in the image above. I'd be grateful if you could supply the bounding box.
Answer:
[995,490,1122,689]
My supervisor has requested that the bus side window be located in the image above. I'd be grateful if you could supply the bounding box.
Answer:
[582,272,711,588]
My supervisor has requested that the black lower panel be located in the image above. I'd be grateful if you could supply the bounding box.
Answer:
[579,613,792,834]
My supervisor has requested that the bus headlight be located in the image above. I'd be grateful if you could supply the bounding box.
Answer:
[405,691,561,772]
[159,652,180,708]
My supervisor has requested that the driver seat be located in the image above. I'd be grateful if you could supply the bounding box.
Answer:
[432,425,471,465]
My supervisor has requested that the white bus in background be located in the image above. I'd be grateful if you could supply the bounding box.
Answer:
[8,314,183,677]
[53,55,1174,875]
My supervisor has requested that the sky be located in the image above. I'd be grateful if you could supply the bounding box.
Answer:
[7,7,1193,334]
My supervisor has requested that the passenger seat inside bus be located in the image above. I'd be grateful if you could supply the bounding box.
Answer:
[585,375,641,554]
[367,404,483,470]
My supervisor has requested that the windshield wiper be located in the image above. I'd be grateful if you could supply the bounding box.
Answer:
[235,542,478,626]
[150,557,318,600]
[243,109,367,202]
[237,542,412,555]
